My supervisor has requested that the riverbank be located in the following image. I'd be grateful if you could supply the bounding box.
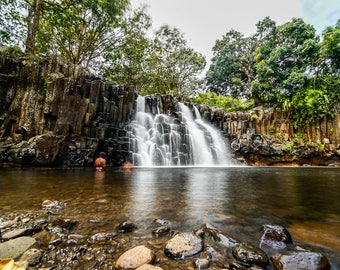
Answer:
[0,201,335,269]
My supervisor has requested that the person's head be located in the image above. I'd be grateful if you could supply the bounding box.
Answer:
[99,152,106,158]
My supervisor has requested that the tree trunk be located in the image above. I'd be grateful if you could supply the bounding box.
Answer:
[25,0,43,54]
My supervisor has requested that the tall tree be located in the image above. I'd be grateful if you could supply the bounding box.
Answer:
[251,18,319,106]
[151,25,206,97]
[104,23,206,97]
[321,19,340,74]
[102,5,153,90]
[37,0,129,69]
[25,0,43,54]
[206,29,256,97]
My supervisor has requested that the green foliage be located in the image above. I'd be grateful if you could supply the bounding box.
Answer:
[104,23,206,98]
[0,46,25,73]
[252,18,319,104]
[289,88,333,127]
[321,20,340,73]
[206,30,256,97]
[190,92,254,112]
[207,16,338,127]
[37,0,129,69]
[0,0,26,47]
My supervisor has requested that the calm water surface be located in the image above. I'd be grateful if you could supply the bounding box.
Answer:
[0,166,339,267]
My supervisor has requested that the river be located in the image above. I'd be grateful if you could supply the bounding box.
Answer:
[0,166,339,268]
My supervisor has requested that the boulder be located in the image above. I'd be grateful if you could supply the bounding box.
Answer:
[0,236,37,259]
[1,228,32,240]
[164,232,203,260]
[115,245,155,269]
[259,224,293,253]
[272,250,330,270]
[232,243,269,267]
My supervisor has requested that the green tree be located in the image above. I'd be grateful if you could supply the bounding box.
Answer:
[102,5,153,90]
[251,18,319,106]
[320,19,340,74]
[151,25,206,97]
[105,23,206,97]
[37,0,129,69]
[1,0,129,69]
[206,30,256,97]
[0,0,30,48]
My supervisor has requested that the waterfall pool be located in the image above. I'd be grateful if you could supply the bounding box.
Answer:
[0,166,339,268]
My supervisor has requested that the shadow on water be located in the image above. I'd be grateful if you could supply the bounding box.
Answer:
[0,166,339,267]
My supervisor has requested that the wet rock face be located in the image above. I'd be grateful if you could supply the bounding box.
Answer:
[232,243,269,267]
[259,224,293,253]
[1,56,339,167]
[164,232,203,260]
[201,223,239,248]
[272,250,331,270]
[116,220,138,233]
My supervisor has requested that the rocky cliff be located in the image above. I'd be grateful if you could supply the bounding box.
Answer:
[217,108,340,166]
[0,55,339,166]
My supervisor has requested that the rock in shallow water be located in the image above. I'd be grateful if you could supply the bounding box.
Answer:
[164,232,203,260]
[259,224,293,253]
[272,250,330,270]
[1,228,32,240]
[0,236,37,259]
[116,220,137,233]
[18,248,42,266]
[152,226,170,237]
[115,245,155,269]
[232,243,269,267]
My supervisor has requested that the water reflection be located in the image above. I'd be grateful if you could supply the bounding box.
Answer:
[0,167,339,267]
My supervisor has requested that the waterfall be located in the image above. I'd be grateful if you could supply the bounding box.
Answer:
[126,96,231,166]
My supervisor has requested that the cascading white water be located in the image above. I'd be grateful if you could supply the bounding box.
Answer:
[126,96,231,166]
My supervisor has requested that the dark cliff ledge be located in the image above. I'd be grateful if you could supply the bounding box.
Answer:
[224,108,340,166]
[0,56,339,167]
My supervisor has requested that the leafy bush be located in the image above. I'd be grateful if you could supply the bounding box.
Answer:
[190,92,254,112]
[289,88,333,127]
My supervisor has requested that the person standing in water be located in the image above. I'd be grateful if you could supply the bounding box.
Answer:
[94,152,107,171]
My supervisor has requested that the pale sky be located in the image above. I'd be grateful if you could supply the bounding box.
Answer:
[130,0,339,67]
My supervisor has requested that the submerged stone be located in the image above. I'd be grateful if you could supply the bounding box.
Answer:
[0,236,37,259]
[232,243,269,267]
[116,220,137,233]
[259,224,293,253]
[152,226,171,237]
[272,250,330,270]
[201,223,239,248]
[1,228,32,240]
[164,232,203,260]
[136,264,163,270]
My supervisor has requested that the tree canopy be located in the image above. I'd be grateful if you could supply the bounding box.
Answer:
[0,1,339,126]
[0,0,206,96]
[206,17,339,125]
